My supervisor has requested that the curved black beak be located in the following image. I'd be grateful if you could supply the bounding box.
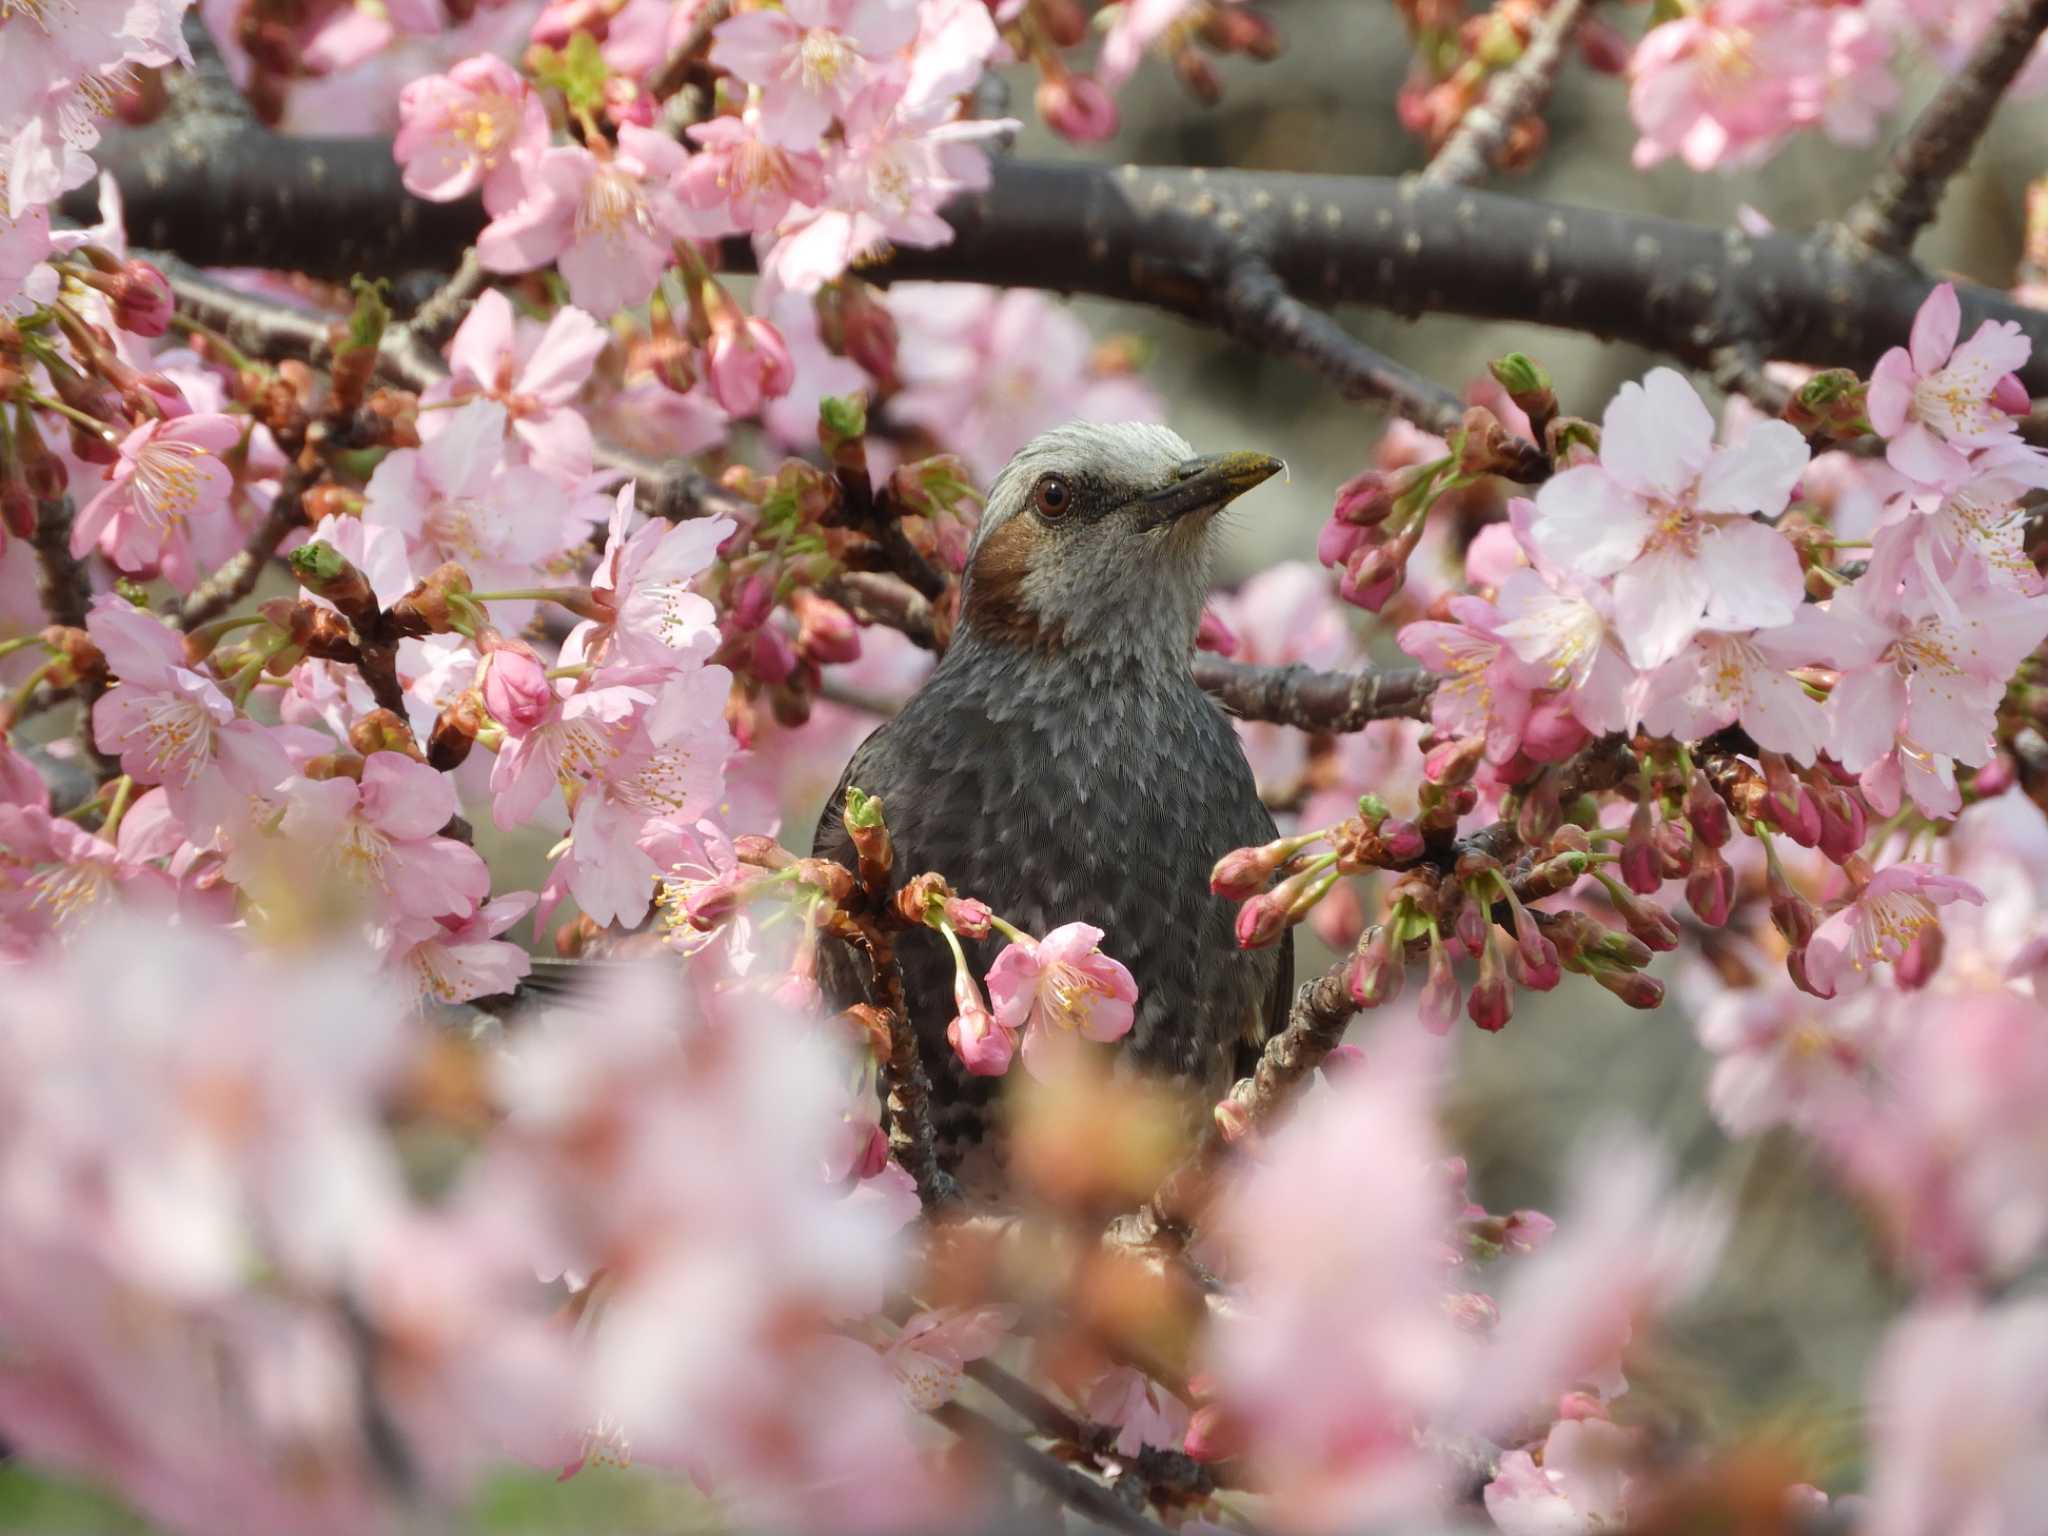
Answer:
[1136,451,1284,530]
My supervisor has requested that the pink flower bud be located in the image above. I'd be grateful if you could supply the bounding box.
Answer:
[112,260,173,338]
[1685,768,1730,848]
[1213,1096,1253,1143]
[728,568,776,632]
[1993,372,2032,417]
[1211,833,1309,900]
[1035,70,1118,141]
[707,315,796,418]
[1419,938,1461,1034]
[1424,734,1485,786]
[1520,698,1588,764]
[1379,817,1424,863]
[1348,924,1404,1008]
[1196,606,1239,656]
[945,896,992,939]
[1620,795,1661,895]
[483,643,552,734]
[1454,897,1488,958]
[1234,890,1288,949]
[855,1121,890,1180]
[947,972,1014,1076]
[1974,753,2017,796]
[1813,780,1867,865]
[1502,1209,1555,1254]
[1316,515,1368,570]
[1468,933,1511,1032]
[1685,839,1734,927]
[1894,922,1945,990]
[750,624,797,685]
[1506,933,1561,991]
[1590,966,1664,1010]
[792,588,860,666]
[1332,469,1393,527]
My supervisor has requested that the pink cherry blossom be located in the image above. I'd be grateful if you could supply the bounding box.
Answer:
[1628,0,1832,171]
[887,285,1164,479]
[488,677,646,829]
[70,413,243,591]
[705,310,796,418]
[364,398,579,600]
[676,108,829,235]
[1805,863,1985,999]
[1099,0,1201,87]
[1483,1418,1639,1536]
[1869,283,2033,488]
[709,0,920,150]
[393,55,547,216]
[946,968,1014,1076]
[881,1304,1014,1411]
[1694,980,1894,1137]
[985,921,1138,1080]
[1084,1368,1191,1458]
[1527,369,1809,669]
[1864,1299,2048,1536]
[1398,595,1539,765]
[1817,557,2048,818]
[482,641,553,735]
[1635,618,1832,765]
[1490,566,1636,735]
[1817,9,1900,147]
[1,199,55,312]
[424,289,606,483]
[278,753,489,923]
[476,128,690,316]
[568,485,732,674]
[390,890,536,1005]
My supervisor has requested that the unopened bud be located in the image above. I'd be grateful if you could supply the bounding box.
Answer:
[1684,768,1731,847]
[427,697,482,770]
[1685,838,1734,927]
[793,857,854,904]
[734,834,795,870]
[1211,832,1315,899]
[1590,965,1664,1010]
[1348,924,1404,1008]
[1506,932,1561,991]
[1213,1096,1253,1144]
[792,588,860,666]
[112,260,174,338]
[1036,70,1118,142]
[348,708,422,760]
[893,870,954,927]
[1620,793,1661,895]
[1419,936,1461,1034]
[945,896,993,939]
[1424,734,1486,787]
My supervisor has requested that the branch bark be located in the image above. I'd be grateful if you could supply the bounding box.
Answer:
[178,460,313,629]
[1845,0,2048,255]
[1193,653,1436,730]
[71,137,2048,394]
[930,1401,1176,1536]
[1421,0,1593,187]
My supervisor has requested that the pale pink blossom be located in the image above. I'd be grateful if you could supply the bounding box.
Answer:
[985,921,1138,1080]
[705,310,796,418]
[1864,1299,2048,1536]
[948,966,1015,1076]
[364,398,578,600]
[881,1305,1014,1411]
[1817,9,1899,147]
[278,753,489,923]
[1084,1368,1190,1458]
[475,128,690,316]
[424,289,606,483]
[489,678,647,829]
[676,108,828,235]
[1399,596,1539,764]
[391,890,536,1005]
[1628,0,1832,171]
[709,0,920,149]
[1805,863,1985,999]
[1491,566,1636,735]
[1871,446,2048,601]
[760,90,1009,295]
[1527,368,1809,668]
[393,54,547,215]
[1099,0,1201,87]
[1869,283,2033,488]
[70,413,243,590]
[1484,1418,1640,1536]
[1817,557,2048,818]
[886,284,1163,479]
[566,484,732,673]
[1635,619,1832,765]
[0,199,55,313]
[1695,982,1895,1137]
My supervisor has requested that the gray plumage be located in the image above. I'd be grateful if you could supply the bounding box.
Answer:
[813,423,1293,1178]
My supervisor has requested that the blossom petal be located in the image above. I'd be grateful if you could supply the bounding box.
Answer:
[1601,368,1714,498]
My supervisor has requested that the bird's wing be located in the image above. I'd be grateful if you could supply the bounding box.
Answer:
[1236,930,1293,1083]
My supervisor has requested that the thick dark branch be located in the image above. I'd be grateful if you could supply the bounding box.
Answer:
[73,140,2048,392]
[30,496,92,631]
[1421,0,1592,187]
[1193,653,1436,730]
[1845,0,2048,255]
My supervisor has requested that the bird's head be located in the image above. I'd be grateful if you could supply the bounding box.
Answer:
[960,422,1283,659]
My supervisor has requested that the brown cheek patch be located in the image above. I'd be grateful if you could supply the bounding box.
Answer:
[965,516,1062,649]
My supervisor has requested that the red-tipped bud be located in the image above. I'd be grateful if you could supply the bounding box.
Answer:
[947,972,1014,1077]
[1605,880,1681,953]
[1467,944,1511,1033]
[112,260,174,338]
[791,588,860,666]
[750,623,798,685]
[1994,372,2032,417]
[1590,966,1664,1010]
[1035,70,1118,142]
[1424,734,1486,787]
[1506,933,1561,991]
[1813,779,1868,864]
[1894,922,1945,991]
[1419,935,1461,1034]
[1685,839,1735,927]
[944,896,993,940]
[482,643,553,735]
[1348,924,1404,1008]
[1379,817,1425,864]
[1684,768,1731,848]
[1331,469,1393,527]
[1234,890,1288,949]
[1620,794,1661,895]
[1211,832,1316,900]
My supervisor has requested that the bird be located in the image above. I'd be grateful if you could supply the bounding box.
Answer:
[812,421,1294,1187]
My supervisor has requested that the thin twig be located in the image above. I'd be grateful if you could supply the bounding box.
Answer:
[651,0,732,130]
[1192,653,1436,731]
[930,1401,1176,1536]
[178,461,314,629]
[829,571,945,651]
[850,917,961,1212]
[405,248,486,351]
[963,1359,1219,1499]
[1421,0,1593,187]
[28,495,120,778]
[1845,0,2048,255]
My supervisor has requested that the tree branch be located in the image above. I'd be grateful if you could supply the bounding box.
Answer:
[930,1401,1176,1536]
[178,460,314,629]
[1844,0,2048,255]
[1193,653,1436,730]
[403,248,487,351]
[72,139,2048,394]
[850,916,961,1212]
[1421,0,1593,187]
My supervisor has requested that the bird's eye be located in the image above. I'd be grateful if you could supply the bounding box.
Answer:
[1032,474,1073,520]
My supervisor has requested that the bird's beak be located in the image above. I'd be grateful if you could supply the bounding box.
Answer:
[1136,451,1285,530]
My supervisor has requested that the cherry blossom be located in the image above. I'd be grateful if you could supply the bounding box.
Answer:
[1490,565,1636,735]
[985,921,1139,1081]
[1483,1418,1639,1536]
[566,485,732,673]
[1869,283,2032,489]
[675,109,828,236]
[278,753,489,924]
[1693,978,1894,1137]
[1628,0,1832,171]
[1527,368,1809,669]
[1085,1368,1191,1458]
[1805,864,1985,999]
[1635,619,1831,765]
[709,0,920,150]
[1398,595,1539,765]
[880,1305,1014,1411]
[69,413,242,590]
[393,55,547,215]
[390,890,536,1005]
[424,288,606,483]
[475,127,690,316]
